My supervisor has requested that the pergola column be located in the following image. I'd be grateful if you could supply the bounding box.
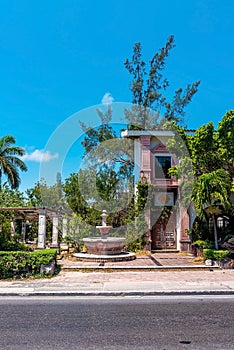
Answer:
[62,217,68,240]
[21,220,26,243]
[51,214,59,248]
[10,220,15,238]
[37,209,46,249]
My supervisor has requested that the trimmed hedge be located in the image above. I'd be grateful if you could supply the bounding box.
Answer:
[203,249,230,261]
[0,249,57,279]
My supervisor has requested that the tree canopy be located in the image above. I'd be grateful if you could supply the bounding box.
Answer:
[26,176,69,212]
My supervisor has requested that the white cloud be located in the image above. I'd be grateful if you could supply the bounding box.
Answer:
[101,92,114,105]
[22,149,59,163]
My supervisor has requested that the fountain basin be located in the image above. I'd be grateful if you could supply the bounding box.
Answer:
[83,237,126,255]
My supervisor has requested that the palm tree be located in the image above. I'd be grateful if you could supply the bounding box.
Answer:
[192,169,232,249]
[0,135,27,189]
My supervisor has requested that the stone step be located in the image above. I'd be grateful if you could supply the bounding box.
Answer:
[151,250,179,254]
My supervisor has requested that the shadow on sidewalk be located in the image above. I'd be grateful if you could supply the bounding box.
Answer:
[149,255,163,266]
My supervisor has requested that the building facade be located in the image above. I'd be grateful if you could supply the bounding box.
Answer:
[122,129,194,252]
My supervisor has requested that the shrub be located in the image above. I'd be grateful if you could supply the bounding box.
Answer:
[124,214,148,252]
[203,249,230,261]
[193,240,213,249]
[126,235,148,252]
[0,249,57,279]
[0,230,33,251]
[65,214,97,252]
[0,240,32,251]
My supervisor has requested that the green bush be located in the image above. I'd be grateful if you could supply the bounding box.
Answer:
[0,240,32,251]
[193,240,213,249]
[65,214,97,252]
[0,231,32,251]
[126,235,148,252]
[0,249,57,279]
[203,249,230,261]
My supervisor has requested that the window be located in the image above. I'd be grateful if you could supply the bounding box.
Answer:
[155,156,171,179]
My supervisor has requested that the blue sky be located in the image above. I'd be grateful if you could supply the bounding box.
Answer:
[0,0,233,191]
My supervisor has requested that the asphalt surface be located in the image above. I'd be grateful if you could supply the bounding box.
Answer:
[0,296,234,350]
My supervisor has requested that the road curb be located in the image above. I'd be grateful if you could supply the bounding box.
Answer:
[0,290,234,297]
[60,265,219,272]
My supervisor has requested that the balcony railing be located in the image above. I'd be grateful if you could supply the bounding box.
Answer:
[152,178,178,187]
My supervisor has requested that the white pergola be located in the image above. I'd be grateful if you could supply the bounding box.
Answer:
[0,207,68,249]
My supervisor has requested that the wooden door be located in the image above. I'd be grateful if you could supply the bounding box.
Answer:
[151,212,176,250]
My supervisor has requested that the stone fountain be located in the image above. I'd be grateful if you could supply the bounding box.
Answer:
[73,210,135,262]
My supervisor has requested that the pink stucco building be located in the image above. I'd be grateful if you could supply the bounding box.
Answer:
[122,129,194,252]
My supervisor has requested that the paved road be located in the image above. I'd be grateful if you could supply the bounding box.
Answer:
[0,296,233,349]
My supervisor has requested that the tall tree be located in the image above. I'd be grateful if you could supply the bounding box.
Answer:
[124,36,200,129]
[0,184,26,207]
[79,107,134,204]
[80,106,116,158]
[95,165,120,202]
[80,106,133,176]
[63,171,91,218]
[26,178,69,212]
[0,135,27,189]
[63,170,105,226]
[190,122,221,176]
[217,110,234,178]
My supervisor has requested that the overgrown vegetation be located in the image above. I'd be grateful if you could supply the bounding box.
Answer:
[0,39,233,257]
[167,110,234,249]
[64,214,98,252]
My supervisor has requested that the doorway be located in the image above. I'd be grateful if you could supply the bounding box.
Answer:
[151,210,176,250]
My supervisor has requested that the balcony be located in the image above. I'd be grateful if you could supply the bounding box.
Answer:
[152,178,178,188]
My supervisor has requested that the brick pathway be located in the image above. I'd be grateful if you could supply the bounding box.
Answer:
[59,252,201,268]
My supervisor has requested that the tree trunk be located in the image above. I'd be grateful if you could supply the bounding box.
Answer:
[212,214,219,250]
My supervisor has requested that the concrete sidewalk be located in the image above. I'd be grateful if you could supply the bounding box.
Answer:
[0,269,233,297]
